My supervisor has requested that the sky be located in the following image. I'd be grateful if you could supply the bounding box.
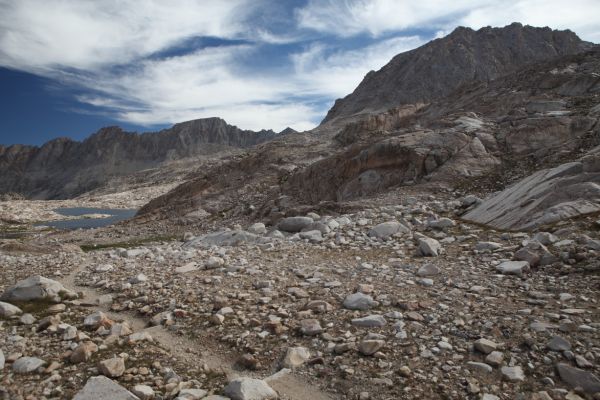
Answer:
[0,0,599,146]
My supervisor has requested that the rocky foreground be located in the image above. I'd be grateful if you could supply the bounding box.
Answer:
[1,191,599,400]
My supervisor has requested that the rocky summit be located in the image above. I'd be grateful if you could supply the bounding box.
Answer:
[0,22,599,400]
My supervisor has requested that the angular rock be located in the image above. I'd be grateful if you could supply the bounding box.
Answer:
[73,376,139,400]
[0,348,4,369]
[351,315,387,328]
[70,341,99,363]
[299,319,322,336]
[501,366,525,382]
[358,339,385,356]
[0,301,23,317]
[343,292,377,310]
[99,357,126,378]
[278,217,314,233]
[132,385,154,400]
[299,230,323,243]
[485,351,504,367]
[547,336,571,352]
[368,221,409,239]
[224,377,278,400]
[205,256,225,269]
[282,347,310,368]
[495,261,530,277]
[0,275,77,303]
[416,237,442,257]
[416,263,440,277]
[248,223,267,235]
[474,242,502,251]
[474,338,498,354]
[83,311,113,329]
[466,361,493,374]
[12,356,46,373]
[556,363,600,394]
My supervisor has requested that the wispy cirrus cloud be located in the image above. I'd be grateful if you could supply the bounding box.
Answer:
[0,0,597,137]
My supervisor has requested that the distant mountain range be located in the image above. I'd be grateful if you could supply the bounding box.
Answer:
[0,118,293,199]
[1,23,596,203]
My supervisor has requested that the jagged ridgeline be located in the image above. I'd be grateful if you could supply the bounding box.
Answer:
[323,23,593,124]
[0,118,295,199]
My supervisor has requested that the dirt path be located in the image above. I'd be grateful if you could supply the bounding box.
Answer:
[61,265,335,400]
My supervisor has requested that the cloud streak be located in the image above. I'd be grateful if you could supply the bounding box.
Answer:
[0,0,597,133]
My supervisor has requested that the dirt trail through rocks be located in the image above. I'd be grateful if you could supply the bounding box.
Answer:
[61,264,335,400]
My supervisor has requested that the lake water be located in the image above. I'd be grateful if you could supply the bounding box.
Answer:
[37,207,137,230]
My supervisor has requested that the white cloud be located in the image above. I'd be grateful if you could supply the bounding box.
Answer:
[71,45,320,132]
[291,36,424,98]
[296,0,492,37]
[0,0,250,71]
[457,0,600,43]
[3,0,597,136]
[296,0,600,42]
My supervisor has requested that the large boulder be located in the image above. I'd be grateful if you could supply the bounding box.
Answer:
[368,221,409,239]
[464,149,600,230]
[73,376,140,400]
[0,276,77,303]
[278,217,314,233]
[223,377,278,400]
[556,363,600,394]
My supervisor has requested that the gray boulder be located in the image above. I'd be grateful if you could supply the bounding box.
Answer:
[368,221,409,239]
[278,217,314,233]
[12,357,46,373]
[556,363,600,394]
[0,348,4,369]
[0,301,23,317]
[299,230,323,243]
[416,237,442,257]
[343,293,377,310]
[496,261,530,277]
[73,376,140,400]
[1,276,77,303]
[223,377,278,400]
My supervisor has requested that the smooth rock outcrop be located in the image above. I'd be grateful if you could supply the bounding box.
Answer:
[464,149,600,230]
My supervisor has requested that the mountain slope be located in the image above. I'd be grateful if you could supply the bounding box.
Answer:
[322,23,592,124]
[0,118,287,199]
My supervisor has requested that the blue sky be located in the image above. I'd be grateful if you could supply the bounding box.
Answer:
[0,0,599,145]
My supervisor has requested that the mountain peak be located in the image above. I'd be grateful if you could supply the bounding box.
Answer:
[322,23,591,124]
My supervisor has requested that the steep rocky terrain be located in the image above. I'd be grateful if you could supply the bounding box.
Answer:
[1,23,599,400]
[0,118,291,199]
[138,48,600,231]
[323,23,593,125]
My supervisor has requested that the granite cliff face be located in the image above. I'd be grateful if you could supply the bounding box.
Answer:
[0,118,287,199]
[322,23,592,124]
